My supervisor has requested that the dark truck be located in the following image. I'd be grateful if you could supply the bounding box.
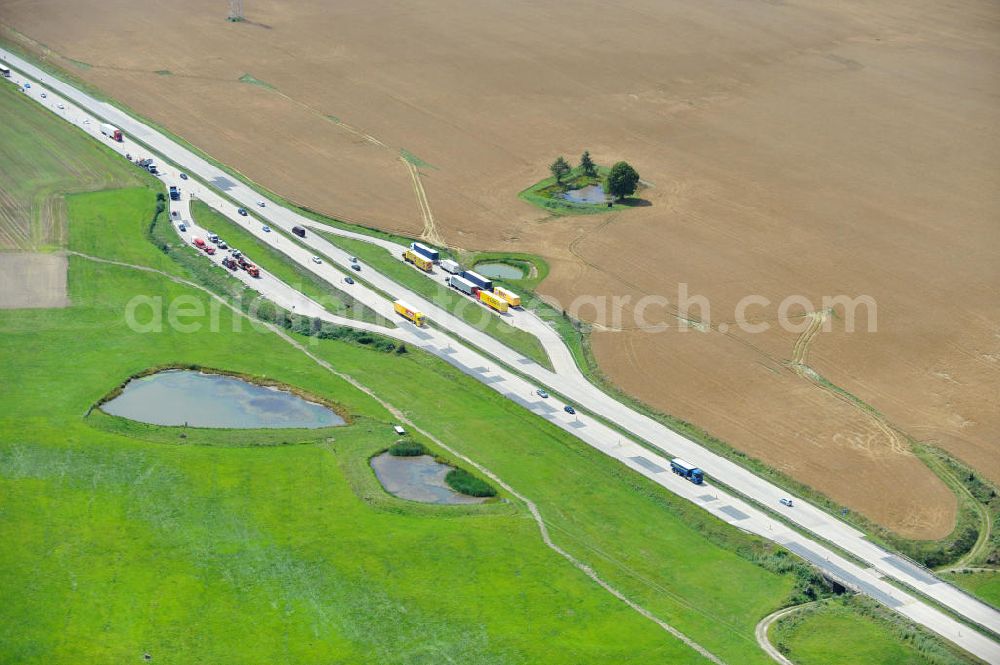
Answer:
[169,186,180,201]
[292,226,306,238]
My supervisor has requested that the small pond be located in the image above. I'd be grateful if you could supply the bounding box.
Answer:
[101,369,345,429]
[474,262,525,280]
[561,183,607,204]
[370,453,486,505]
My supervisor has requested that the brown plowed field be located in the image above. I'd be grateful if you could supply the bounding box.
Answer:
[4,0,997,539]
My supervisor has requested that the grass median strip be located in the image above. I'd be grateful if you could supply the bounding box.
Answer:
[316,231,552,368]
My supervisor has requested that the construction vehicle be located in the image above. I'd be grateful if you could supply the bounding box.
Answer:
[478,289,509,313]
[169,186,180,201]
[100,123,123,141]
[461,270,493,293]
[670,458,704,485]
[494,286,522,308]
[222,255,238,271]
[410,242,439,262]
[393,300,426,326]
[403,248,433,272]
[192,236,206,249]
[203,245,216,255]
[440,259,461,274]
[448,274,479,296]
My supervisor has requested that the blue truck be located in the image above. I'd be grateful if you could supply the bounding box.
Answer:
[460,269,493,293]
[410,242,439,262]
[670,458,704,484]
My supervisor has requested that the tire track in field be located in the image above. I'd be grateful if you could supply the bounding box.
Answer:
[70,251,725,664]
[787,310,908,456]
[400,155,443,247]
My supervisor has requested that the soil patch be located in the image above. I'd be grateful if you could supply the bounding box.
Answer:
[0,251,68,308]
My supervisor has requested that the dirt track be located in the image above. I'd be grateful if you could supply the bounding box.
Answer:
[3,0,997,538]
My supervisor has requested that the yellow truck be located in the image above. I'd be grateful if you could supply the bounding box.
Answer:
[402,249,434,273]
[393,300,426,326]
[493,286,522,308]
[478,289,510,313]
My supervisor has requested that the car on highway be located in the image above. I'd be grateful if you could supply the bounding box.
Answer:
[262,225,271,233]
[179,172,188,180]
[564,405,576,415]
[344,276,355,285]
[178,224,187,232]
[536,389,549,399]
[237,208,248,216]
[350,263,361,271]
[779,497,794,507]
[170,210,180,219]
[217,240,228,249]
[23,82,30,89]
[40,92,46,98]
[312,256,322,264]
[256,200,266,207]
[57,103,64,109]
[349,256,358,263]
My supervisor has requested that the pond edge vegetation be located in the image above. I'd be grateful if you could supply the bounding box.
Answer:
[88,363,353,425]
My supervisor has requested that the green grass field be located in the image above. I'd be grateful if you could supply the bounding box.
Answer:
[0,79,147,250]
[317,232,553,369]
[769,597,977,665]
[0,56,980,663]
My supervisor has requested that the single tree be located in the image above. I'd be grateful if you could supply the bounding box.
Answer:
[550,156,572,184]
[579,151,597,177]
[605,161,640,200]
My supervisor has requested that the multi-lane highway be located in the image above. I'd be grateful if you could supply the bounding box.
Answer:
[4,53,998,662]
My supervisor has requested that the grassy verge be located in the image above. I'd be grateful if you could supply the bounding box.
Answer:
[940,571,1000,608]
[188,200,388,325]
[315,232,553,368]
[769,596,980,664]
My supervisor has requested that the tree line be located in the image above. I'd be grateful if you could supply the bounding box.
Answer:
[549,151,640,201]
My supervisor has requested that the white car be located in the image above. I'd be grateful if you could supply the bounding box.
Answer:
[256,200,266,208]
[312,256,322,264]
[57,103,64,110]
[40,92,47,98]
[779,497,794,507]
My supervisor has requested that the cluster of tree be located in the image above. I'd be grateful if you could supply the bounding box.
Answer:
[549,151,640,200]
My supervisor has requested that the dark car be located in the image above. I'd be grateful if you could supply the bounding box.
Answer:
[178,224,187,232]
[237,208,248,216]
[564,405,576,415]
[351,263,361,272]
[344,276,355,285]
[179,172,189,180]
